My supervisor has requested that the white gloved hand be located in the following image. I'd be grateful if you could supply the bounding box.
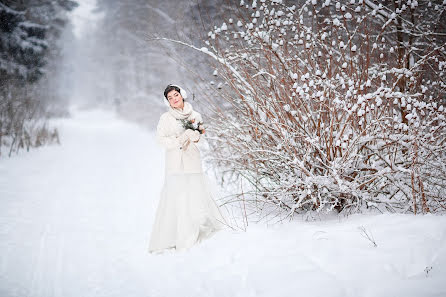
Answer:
[178,129,200,148]
[177,130,190,147]
[183,129,200,142]
[189,130,200,142]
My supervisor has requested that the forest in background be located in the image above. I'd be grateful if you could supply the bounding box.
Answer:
[0,0,78,156]
[0,0,230,156]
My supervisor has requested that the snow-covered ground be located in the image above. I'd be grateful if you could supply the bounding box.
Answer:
[1,107,445,297]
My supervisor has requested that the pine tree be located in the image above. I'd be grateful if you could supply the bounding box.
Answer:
[0,2,47,82]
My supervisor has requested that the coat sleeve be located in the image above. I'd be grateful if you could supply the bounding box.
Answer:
[156,114,182,150]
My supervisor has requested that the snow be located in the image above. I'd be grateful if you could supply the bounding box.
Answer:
[70,0,104,38]
[1,108,446,297]
[0,2,23,15]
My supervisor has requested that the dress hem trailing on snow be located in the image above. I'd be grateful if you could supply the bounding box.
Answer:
[148,172,227,253]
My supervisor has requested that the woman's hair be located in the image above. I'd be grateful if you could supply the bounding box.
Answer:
[163,84,182,99]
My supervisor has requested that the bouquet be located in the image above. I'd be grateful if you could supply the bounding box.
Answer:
[180,118,205,134]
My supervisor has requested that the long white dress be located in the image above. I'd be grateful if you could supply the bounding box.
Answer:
[148,102,226,253]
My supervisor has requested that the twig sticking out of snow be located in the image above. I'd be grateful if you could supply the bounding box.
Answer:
[358,226,378,248]
[424,266,433,277]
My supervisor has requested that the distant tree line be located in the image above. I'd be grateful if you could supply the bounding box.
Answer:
[0,0,77,157]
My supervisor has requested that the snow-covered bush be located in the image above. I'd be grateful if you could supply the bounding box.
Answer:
[0,85,60,157]
[199,0,446,216]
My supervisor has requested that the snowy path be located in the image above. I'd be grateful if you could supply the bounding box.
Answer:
[1,108,446,297]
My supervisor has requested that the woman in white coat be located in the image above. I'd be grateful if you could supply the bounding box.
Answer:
[148,84,226,253]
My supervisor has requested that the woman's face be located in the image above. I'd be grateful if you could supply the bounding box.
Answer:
[166,90,184,109]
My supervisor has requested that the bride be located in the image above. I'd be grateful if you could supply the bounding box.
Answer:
[148,84,227,253]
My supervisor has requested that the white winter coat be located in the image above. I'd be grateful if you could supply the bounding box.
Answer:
[156,102,204,175]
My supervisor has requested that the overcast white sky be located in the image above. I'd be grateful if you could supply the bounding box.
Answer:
[70,0,103,38]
